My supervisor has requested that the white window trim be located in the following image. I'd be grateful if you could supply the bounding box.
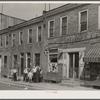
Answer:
[60,15,68,36]
[12,33,15,46]
[28,28,33,44]
[5,35,8,47]
[48,19,55,38]
[78,9,88,33]
[37,25,42,42]
[19,31,23,45]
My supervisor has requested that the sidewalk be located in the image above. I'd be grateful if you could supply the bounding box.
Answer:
[0,77,94,90]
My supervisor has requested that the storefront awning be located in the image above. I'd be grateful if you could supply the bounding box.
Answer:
[84,43,100,62]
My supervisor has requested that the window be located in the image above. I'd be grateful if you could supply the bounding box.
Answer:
[28,29,32,44]
[48,20,55,38]
[19,32,23,45]
[0,37,2,47]
[5,35,9,47]
[61,16,68,35]
[37,26,42,42]
[26,53,31,68]
[48,49,58,73]
[12,34,15,46]
[4,56,7,67]
[79,10,88,32]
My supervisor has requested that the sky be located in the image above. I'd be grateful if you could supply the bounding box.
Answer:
[0,3,65,20]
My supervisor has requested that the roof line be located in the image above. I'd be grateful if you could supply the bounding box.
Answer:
[0,13,26,21]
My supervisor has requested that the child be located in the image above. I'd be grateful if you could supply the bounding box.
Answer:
[28,71,33,83]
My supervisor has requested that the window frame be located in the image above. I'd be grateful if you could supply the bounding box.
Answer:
[19,31,23,45]
[60,15,68,36]
[48,19,55,38]
[5,35,9,47]
[48,48,58,73]
[79,9,88,33]
[12,33,15,46]
[37,26,42,42]
[28,28,33,44]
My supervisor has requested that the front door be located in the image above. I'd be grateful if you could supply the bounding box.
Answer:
[69,52,79,79]
[20,53,24,75]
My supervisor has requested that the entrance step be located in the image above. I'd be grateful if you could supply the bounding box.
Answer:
[59,79,84,87]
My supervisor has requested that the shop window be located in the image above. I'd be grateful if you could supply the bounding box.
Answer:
[79,10,88,32]
[28,29,32,44]
[4,56,7,67]
[37,26,42,42]
[48,49,58,73]
[19,32,23,45]
[61,16,68,35]
[48,20,55,38]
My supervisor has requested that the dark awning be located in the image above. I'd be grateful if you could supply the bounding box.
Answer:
[83,43,100,62]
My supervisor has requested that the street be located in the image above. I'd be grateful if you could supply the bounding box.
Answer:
[0,83,23,90]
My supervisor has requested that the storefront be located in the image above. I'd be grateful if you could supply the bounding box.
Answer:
[84,43,100,81]
[58,47,86,80]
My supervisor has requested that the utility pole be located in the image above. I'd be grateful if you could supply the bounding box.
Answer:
[49,3,50,11]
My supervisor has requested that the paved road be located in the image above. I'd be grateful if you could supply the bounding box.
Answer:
[0,83,23,90]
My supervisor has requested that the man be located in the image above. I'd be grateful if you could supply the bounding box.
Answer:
[23,67,28,82]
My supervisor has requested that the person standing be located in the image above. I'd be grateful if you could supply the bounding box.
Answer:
[13,67,17,82]
[36,65,40,83]
[23,67,28,82]
[32,66,37,82]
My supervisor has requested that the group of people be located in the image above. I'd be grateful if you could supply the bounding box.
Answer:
[11,64,43,83]
[23,65,43,83]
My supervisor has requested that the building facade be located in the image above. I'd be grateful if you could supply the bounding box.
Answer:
[0,4,100,83]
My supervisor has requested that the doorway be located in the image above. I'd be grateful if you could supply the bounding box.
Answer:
[69,52,79,79]
[20,53,24,75]
[35,53,40,66]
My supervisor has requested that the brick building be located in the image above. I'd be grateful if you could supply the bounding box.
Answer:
[0,4,100,83]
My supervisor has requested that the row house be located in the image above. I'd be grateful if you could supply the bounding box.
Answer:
[0,16,43,77]
[0,4,100,83]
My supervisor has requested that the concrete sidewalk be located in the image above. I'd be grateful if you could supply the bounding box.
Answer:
[0,77,94,90]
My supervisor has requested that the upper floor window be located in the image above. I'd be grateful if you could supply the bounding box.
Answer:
[37,26,42,42]
[5,35,9,47]
[79,10,88,32]
[48,20,55,38]
[0,37,2,47]
[19,32,23,45]
[12,34,15,46]
[28,29,32,44]
[61,16,68,35]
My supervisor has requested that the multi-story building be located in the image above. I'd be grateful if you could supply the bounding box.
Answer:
[0,4,100,83]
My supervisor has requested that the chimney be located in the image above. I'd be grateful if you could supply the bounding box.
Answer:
[42,10,47,15]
